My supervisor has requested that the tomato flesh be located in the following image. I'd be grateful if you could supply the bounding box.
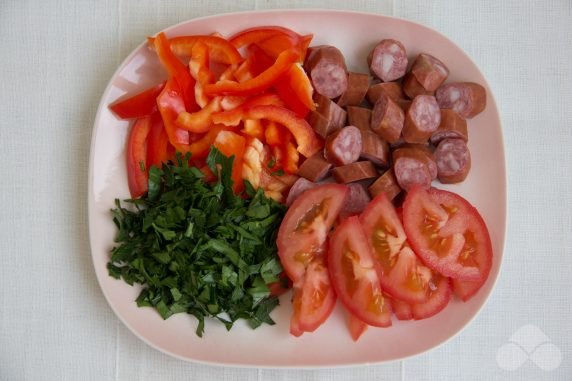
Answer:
[346,312,368,341]
[277,184,348,281]
[329,216,392,327]
[360,193,434,304]
[290,257,336,335]
[403,186,493,285]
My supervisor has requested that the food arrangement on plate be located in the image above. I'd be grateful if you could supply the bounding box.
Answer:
[106,24,493,342]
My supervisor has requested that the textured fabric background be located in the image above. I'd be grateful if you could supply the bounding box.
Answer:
[0,0,571,380]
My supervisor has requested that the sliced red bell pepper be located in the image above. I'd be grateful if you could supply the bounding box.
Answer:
[146,112,171,169]
[264,121,283,146]
[109,82,165,120]
[247,44,313,118]
[242,119,265,141]
[178,124,230,159]
[153,32,198,112]
[244,105,322,158]
[126,116,152,198]
[203,49,299,96]
[148,35,243,64]
[176,97,222,133]
[189,41,215,109]
[156,78,190,147]
[213,130,246,193]
[282,140,299,174]
[229,26,301,48]
[211,94,284,126]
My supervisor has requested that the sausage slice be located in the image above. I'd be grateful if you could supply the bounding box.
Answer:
[430,109,468,145]
[324,126,363,166]
[434,138,471,183]
[305,45,348,99]
[332,161,378,183]
[370,93,405,144]
[297,152,332,182]
[436,82,486,119]
[347,106,371,132]
[402,95,441,143]
[368,39,408,82]
[337,72,370,107]
[410,53,449,92]
[368,169,402,200]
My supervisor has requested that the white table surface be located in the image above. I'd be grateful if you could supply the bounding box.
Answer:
[1,0,571,380]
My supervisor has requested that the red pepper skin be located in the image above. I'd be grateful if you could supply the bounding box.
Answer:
[126,116,152,198]
[109,82,165,120]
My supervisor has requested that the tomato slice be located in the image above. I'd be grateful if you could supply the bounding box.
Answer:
[277,184,348,281]
[146,112,170,169]
[126,116,152,198]
[346,312,368,341]
[360,193,435,304]
[290,257,336,335]
[410,275,451,319]
[451,278,483,302]
[391,297,413,320]
[328,216,393,327]
[403,186,493,285]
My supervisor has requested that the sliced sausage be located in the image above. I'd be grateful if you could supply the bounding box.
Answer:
[402,73,434,99]
[368,169,402,200]
[297,152,332,182]
[402,95,441,143]
[332,161,378,183]
[410,53,449,92]
[434,138,471,183]
[324,126,363,166]
[436,82,486,119]
[339,183,372,219]
[305,45,348,99]
[337,72,370,107]
[368,39,408,82]
[430,109,468,145]
[286,177,318,206]
[392,144,437,180]
[308,94,347,138]
[360,130,390,167]
[396,99,412,112]
[393,155,433,191]
[366,82,405,104]
[347,106,371,132]
[370,93,405,144]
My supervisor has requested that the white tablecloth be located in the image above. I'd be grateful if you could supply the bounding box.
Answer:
[1,0,570,380]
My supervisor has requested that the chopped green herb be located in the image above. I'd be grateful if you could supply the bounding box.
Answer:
[267,158,276,169]
[108,148,287,337]
[272,169,285,177]
[139,160,146,172]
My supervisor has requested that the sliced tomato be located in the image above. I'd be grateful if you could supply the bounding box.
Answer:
[329,216,393,327]
[267,272,291,297]
[452,278,483,302]
[346,312,368,341]
[277,184,348,281]
[391,297,413,320]
[290,257,336,335]
[109,82,165,119]
[403,186,493,285]
[360,193,435,304]
[411,275,452,319]
[126,116,152,198]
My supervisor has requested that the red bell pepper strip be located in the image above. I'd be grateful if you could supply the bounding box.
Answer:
[244,105,322,158]
[190,41,215,108]
[153,32,198,112]
[109,82,165,120]
[283,140,299,174]
[264,121,283,146]
[211,94,284,126]
[126,116,152,198]
[175,97,222,133]
[242,119,265,141]
[229,26,301,49]
[147,35,243,65]
[156,78,190,147]
[213,130,246,193]
[203,49,300,96]
[247,44,313,118]
[178,124,230,159]
[146,112,171,169]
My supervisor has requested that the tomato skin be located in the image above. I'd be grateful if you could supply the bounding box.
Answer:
[360,193,433,304]
[277,184,348,282]
[346,312,368,341]
[392,298,413,320]
[290,257,336,334]
[452,278,483,301]
[126,116,152,198]
[411,276,451,319]
[403,186,493,283]
[328,216,393,328]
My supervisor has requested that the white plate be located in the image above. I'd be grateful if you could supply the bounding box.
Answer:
[88,9,506,368]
